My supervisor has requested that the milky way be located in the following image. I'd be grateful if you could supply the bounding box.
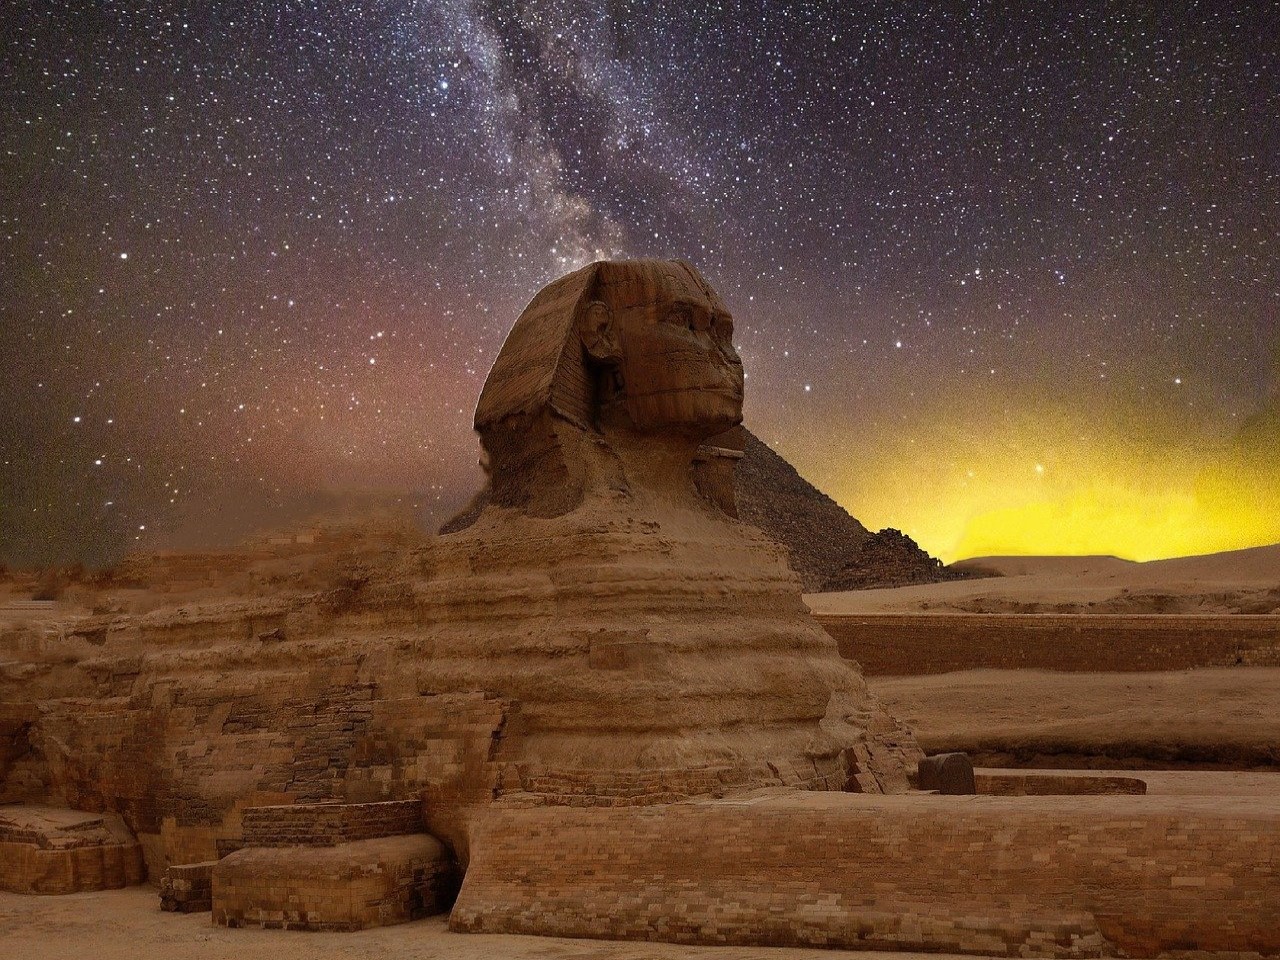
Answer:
[2,2,1277,566]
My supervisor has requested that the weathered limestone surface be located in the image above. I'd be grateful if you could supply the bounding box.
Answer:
[0,805,144,894]
[0,259,917,873]
[452,792,1280,958]
[159,859,215,912]
[975,769,1147,796]
[213,834,455,931]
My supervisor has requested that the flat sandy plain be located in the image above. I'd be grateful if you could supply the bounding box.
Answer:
[0,885,982,960]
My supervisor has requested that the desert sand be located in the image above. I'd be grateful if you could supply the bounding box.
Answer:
[812,544,1279,769]
[872,667,1280,768]
[806,543,1280,614]
[0,886,972,960]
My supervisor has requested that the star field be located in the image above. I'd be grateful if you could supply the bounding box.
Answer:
[2,2,1277,566]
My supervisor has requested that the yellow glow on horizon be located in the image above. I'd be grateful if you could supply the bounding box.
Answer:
[823,405,1280,564]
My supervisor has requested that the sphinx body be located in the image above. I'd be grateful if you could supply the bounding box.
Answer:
[428,259,918,805]
[0,259,917,871]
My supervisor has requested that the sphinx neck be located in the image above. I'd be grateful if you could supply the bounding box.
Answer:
[602,426,708,509]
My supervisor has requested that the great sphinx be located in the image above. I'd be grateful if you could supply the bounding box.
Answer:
[424,258,919,807]
[0,258,918,878]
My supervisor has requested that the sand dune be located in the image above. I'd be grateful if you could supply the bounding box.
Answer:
[0,887,944,960]
[955,543,1280,582]
[808,542,1280,615]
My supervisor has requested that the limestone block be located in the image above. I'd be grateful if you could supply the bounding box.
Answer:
[916,752,975,794]
[212,834,457,931]
[159,859,216,912]
[0,805,145,894]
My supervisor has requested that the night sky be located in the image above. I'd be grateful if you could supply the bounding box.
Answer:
[3,2,1277,568]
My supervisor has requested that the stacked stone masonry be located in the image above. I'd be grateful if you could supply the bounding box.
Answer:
[240,799,422,847]
[452,793,1280,958]
[0,806,145,894]
[159,859,215,912]
[975,770,1147,796]
[818,613,1280,675]
[213,835,457,931]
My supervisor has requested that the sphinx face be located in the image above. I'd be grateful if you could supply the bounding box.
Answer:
[608,264,744,438]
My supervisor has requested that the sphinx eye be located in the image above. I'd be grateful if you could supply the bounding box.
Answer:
[666,305,694,329]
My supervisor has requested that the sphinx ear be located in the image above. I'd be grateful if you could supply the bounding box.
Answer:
[578,300,621,363]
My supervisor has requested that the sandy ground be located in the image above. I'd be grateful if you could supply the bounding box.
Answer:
[0,886,999,960]
[6,780,1277,958]
[872,667,1280,767]
[806,543,1280,614]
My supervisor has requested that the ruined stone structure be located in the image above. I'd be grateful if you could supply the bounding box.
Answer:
[0,805,144,894]
[454,792,1280,957]
[212,800,456,930]
[0,258,917,899]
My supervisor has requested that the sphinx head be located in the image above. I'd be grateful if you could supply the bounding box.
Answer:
[471,259,744,515]
[579,259,743,438]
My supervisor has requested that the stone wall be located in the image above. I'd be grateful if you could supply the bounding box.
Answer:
[975,770,1146,796]
[213,835,456,931]
[452,792,1280,958]
[0,806,146,894]
[818,613,1280,675]
[0,839,145,894]
[22,679,510,873]
[240,799,422,847]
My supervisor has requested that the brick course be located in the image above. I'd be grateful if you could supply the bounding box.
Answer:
[240,799,422,847]
[818,613,1280,675]
[451,793,1280,958]
[212,835,457,931]
[0,839,144,894]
